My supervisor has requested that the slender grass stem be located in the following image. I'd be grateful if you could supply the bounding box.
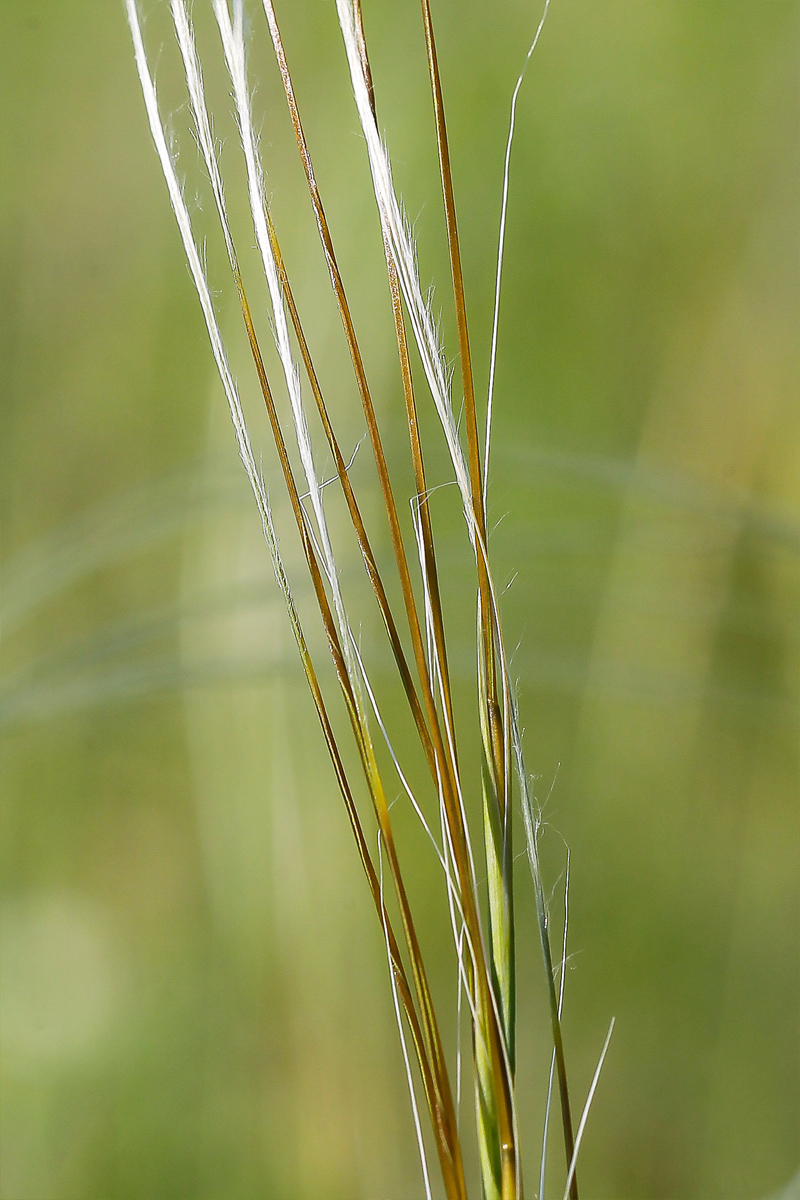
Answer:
[128,10,443,1159]
[352,0,459,766]
[561,1020,616,1200]
[485,0,552,511]
[264,6,480,972]
[126,5,603,1198]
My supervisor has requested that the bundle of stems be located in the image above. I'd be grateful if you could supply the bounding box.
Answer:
[127,2,612,1196]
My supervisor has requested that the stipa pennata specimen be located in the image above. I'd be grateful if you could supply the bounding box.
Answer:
[126,2,613,1197]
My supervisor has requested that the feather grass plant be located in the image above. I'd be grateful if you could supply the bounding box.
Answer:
[126,2,613,1196]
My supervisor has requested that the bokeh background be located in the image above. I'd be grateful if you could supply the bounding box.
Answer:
[1,2,798,1198]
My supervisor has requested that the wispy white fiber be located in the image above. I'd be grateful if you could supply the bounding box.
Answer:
[346,0,545,971]
[169,0,333,652]
[335,0,475,534]
[485,0,552,509]
[303,434,366,500]
[127,1,266,553]
[126,0,307,694]
[560,1018,616,1200]
[212,0,357,688]
[349,72,527,1154]
[171,2,232,262]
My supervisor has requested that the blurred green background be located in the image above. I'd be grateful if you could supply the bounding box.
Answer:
[1,2,798,1198]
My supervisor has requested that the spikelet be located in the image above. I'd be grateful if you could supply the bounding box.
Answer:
[125,4,615,1199]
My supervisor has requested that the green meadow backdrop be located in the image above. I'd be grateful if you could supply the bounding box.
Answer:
[1,2,798,1197]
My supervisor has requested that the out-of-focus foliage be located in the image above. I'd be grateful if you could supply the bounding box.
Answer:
[1,2,798,1198]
